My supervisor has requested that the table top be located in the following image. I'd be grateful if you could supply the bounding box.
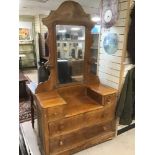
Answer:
[19,72,28,82]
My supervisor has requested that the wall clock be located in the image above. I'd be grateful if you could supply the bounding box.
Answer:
[103,33,118,55]
[101,0,119,28]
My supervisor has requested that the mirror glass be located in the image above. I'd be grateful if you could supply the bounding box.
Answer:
[90,25,100,75]
[56,25,85,84]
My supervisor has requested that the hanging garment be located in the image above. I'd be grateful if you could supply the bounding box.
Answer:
[127,5,135,64]
[44,32,49,57]
[57,60,72,84]
[38,63,50,83]
[116,67,135,125]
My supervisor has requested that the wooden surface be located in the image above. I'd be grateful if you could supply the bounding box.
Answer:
[34,1,118,155]
[19,71,28,99]
[35,83,117,155]
[27,82,37,128]
[36,91,67,108]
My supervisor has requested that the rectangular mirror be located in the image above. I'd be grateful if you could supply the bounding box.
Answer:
[56,25,85,84]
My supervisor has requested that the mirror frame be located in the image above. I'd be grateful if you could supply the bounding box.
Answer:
[36,1,100,93]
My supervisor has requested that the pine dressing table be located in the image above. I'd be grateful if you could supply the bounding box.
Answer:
[34,1,117,155]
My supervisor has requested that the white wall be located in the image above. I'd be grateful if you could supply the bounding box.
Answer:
[34,14,48,57]
[98,0,130,90]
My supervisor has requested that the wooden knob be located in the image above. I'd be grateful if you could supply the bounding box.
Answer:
[106,98,111,104]
[59,140,64,146]
[103,126,107,131]
[107,101,111,104]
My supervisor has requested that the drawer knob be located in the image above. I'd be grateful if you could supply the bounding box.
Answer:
[59,140,64,146]
[103,126,107,131]
[106,98,111,104]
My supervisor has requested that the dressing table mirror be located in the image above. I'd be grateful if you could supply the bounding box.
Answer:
[34,1,117,155]
[56,25,85,85]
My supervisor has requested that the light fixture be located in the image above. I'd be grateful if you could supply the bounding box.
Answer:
[71,27,80,31]
[58,29,67,33]
[91,16,101,22]
[25,0,49,3]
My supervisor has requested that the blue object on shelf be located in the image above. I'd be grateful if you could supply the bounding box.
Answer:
[91,25,101,34]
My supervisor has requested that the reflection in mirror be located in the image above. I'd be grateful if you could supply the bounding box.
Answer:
[90,25,100,75]
[56,25,85,84]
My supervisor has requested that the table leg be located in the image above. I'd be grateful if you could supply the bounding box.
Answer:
[30,93,34,129]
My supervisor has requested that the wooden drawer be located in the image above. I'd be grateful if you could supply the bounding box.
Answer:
[85,107,114,124]
[49,121,114,154]
[48,106,115,137]
[48,114,84,136]
[87,88,102,105]
[103,93,116,106]
[47,106,65,121]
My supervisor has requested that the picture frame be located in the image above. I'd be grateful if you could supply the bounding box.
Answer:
[19,28,31,41]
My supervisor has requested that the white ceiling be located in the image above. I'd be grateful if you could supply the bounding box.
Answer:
[19,0,101,17]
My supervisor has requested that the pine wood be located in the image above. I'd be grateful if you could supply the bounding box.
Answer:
[34,1,118,155]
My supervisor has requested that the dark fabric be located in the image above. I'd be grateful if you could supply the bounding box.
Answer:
[116,67,135,125]
[38,33,43,59]
[127,5,135,64]
[38,64,50,83]
[38,61,72,84]
[44,32,49,57]
[71,49,76,59]
[57,61,72,84]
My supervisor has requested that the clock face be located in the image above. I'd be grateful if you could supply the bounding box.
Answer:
[102,0,118,28]
[104,9,113,23]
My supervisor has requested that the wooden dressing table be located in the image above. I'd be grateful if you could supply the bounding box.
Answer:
[34,1,117,155]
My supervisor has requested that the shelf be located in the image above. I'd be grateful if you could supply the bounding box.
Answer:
[21,58,36,60]
[91,47,98,50]
[42,57,49,61]
[57,40,84,43]
[19,39,36,69]
[19,40,33,44]
[19,50,33,52]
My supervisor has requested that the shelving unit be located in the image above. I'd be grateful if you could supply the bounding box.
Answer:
[19,40,37,69]
[90,33,100,74]
[57,39,85,60]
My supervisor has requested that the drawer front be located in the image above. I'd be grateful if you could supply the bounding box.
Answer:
[87,88,102,105]
[48,106,115,137]
[49,121,114,154]
[85,107,115,124]
[47,106,64,121]
[48,114,84,136]
[103,93,116,106]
